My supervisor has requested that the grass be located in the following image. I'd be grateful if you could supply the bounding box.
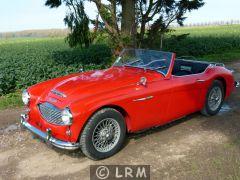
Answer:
[172,24,240,37]
[0,92,22,110]
[200,49,240,63]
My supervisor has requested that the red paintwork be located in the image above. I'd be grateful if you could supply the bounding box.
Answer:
[27,54,235,143]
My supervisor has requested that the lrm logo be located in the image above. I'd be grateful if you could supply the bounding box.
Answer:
[90,165,150,180]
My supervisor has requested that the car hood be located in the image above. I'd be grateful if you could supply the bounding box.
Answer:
[44,67,161,104]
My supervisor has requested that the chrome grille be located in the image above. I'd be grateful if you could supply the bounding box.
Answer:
[38,102,64,125]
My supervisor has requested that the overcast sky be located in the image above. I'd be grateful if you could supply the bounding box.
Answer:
[0,0,239,32]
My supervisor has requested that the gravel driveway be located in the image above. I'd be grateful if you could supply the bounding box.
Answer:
[0,61,240,180]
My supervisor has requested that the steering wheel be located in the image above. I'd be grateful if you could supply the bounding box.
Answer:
[140,59,165,68]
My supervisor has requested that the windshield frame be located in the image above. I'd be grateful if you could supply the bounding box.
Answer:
[113,48,176,77]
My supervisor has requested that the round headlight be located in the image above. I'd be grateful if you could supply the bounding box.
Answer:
[61,108,73,125]
[22,90,30,105]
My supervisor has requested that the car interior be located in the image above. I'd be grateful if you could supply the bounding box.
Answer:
[172,59,210,76]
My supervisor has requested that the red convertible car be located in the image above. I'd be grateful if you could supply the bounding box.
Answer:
[21,49,238,160]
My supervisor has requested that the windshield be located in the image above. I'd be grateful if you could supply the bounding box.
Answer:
[113,49,174,76]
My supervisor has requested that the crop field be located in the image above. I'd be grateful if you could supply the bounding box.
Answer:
[163,24,240,60]
[0,24,240,109]
[0,38,111,94]
[173,24,240,37]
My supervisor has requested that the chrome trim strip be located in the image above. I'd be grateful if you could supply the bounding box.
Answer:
[196,79,205,82]
[133,96,154,102]
[20,114,80,150]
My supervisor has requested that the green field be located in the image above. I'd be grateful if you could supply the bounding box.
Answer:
[162,25,240,61]
[170,25,240,61]
[0,25,240,109]
[173,24,240,37]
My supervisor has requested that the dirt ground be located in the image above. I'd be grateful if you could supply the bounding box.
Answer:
[0,61,240,180]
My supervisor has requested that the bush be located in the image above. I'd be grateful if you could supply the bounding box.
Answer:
[81,44,112,65]
[0,38,112,95]
[52,44,112,66]
[144,25,240,57]
[163,36,239,57]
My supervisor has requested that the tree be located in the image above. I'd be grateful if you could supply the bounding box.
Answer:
[45,0,204,49]
[46,0,91,48]
[137,0,204,48]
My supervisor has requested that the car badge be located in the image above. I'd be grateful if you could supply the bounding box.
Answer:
[51,89,67,98]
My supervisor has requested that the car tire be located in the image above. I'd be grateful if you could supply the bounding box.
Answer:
[79,108,126,160]
[201,80,224,116]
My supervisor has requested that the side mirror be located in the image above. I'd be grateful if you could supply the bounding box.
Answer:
[138,77,147,86]
[79,68,84,72]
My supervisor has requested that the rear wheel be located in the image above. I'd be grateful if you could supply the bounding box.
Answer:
[201,80,224,116]
[79,108,126,160]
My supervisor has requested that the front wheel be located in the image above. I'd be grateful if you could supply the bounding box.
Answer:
[201,80,224,116]
[79,108,126,160]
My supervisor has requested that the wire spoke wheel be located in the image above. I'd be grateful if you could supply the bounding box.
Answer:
[92,118,121,153]
[208,86,222,111]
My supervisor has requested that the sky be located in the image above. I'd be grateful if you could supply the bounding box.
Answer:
[0,0,239,32]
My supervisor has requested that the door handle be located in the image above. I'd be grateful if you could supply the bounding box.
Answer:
[196,79,205,82]
[133,96,154,102]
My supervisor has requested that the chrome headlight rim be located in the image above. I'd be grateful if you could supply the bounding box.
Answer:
[61,108,73,126]
[22,89,30,105]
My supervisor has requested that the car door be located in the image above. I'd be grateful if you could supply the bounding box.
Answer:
[165,74,205,122]
[125,78,173,131]
[125,53,177,131]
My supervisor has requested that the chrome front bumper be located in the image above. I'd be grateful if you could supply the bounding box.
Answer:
[20,114,80,150]
[235,81,239,88]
